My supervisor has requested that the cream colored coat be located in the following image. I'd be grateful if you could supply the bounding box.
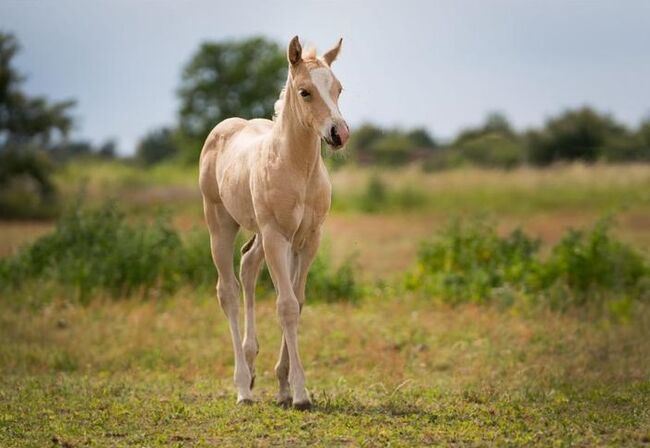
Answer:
[198,36,349,409]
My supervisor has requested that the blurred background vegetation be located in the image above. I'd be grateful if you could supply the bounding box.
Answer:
[3,32,650,221]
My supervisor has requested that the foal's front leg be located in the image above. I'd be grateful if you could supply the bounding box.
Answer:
[275,232,321,406]
[262,228,311,409]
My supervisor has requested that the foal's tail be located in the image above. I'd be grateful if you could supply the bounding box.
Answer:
[241,234,256,255]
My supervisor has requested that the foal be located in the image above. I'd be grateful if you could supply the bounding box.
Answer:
[199,36,349,409]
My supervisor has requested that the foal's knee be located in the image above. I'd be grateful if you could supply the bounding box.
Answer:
[276,295,300,328]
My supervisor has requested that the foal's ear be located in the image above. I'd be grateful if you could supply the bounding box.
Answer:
[288,35,302,66]
[323,38,343,66]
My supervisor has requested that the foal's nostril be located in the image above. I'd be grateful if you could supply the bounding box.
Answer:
[330,126,342,146]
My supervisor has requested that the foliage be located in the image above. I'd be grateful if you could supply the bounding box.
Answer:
[0,203,190,303]
[349,174,428,213]
[345,109,650,169]
[455,132,525,169]
[406,218,649,310]
[453,112,515,147]
[177,36,286,159]
[0,32,74,147]
[347,122,437,166]
[526,107,630,165]
[136,127,180,165]
[537,219,649,308]
[0,147,59,219]
[0,203,360,305]
[406,219,541,305]
[47,139,118,162]
[357,174,388,212]
[307,246,360,303]
[0,32,79,218]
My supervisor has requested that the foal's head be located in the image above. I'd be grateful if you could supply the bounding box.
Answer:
[286,36,349,149]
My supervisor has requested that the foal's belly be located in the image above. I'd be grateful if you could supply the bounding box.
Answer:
[217,163,259,232]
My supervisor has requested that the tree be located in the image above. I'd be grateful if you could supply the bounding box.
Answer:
[406,128,437,148]
[177,36,286,158]
[450,112,524,169]
[0,148,58,219]
[453,111,514,147]
[0,32,75,148]
[527,107,627,165]
[136,127,179,165]
[0,32,76,218]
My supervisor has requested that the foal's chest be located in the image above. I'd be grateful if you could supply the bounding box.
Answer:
[291,172,331,248]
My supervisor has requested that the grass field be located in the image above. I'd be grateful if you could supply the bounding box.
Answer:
[2,294,649,446]
[1,162,650,446]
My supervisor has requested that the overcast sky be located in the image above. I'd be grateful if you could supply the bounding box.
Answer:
[3,0,650,154]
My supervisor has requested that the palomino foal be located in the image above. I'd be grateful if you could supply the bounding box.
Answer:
[199,36,349,410]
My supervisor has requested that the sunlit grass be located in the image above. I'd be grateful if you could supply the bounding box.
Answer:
[1,294,649,446]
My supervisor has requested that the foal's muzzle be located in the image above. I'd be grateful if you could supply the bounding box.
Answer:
[324,121,349,150]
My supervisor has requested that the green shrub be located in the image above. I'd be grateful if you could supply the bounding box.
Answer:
[0,203,360,305]
[357,174,389,212]
[355,175,428,213]
[536,219,649,307]
[0,149,59,219]
[455,132,526,169]
[406,218,649,309]
[0,204,186,302]
[405,220,541,304]
[307,246,360,303]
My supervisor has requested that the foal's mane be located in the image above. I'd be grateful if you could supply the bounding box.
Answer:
[273,47,319,121]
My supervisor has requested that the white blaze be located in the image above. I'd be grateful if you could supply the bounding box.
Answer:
[309,67,342,121]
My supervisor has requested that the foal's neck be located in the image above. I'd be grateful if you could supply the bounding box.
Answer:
[272,85,322,176]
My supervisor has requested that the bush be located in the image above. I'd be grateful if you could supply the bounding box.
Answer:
[406,218,649,310]
[0,203,360,305]
[357,174,389,212]
[455,132,526,169]
[355,174,428,213]
[536,219,649,307]
[526,107,628,166]
[0,204,188,302]
[406,220,540,304]
[307,246,360,303]
[0,149,59,219]
[136,127,180,166]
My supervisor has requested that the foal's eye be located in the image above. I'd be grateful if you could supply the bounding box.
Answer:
[299,89,311,98]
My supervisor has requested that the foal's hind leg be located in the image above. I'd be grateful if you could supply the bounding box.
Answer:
[203,198,252,404]
[239,234,264,390]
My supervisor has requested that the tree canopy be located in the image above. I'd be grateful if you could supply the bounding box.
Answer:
[136,127,179,166]
[0,32,75,148]
[177,36,287,155]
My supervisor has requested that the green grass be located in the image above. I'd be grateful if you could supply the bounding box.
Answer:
[50,161,650,217]
[1,295,649,446]
[330,163,650,215]
[3,162,650,445]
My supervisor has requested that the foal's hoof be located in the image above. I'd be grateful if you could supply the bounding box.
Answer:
[293,400,312,411]
[276,397,292,409]
[237,397,255,406]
